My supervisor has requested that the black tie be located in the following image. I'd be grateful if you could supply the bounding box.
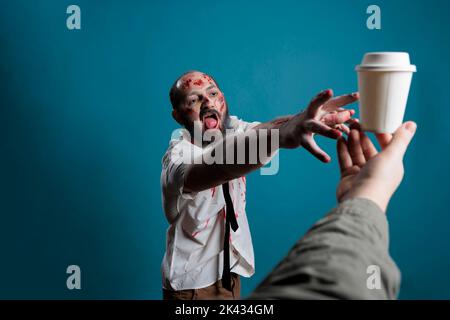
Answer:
[221,182,239,291]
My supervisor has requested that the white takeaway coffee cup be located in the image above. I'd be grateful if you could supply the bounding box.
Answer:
[355,52,417,133]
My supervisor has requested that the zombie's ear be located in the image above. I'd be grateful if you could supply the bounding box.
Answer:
[172,109,184,126]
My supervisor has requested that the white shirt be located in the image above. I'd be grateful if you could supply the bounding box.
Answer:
[160,116,260,291]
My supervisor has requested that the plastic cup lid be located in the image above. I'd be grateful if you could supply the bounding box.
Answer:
[355,52,417,72]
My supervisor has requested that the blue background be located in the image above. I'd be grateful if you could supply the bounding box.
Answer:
[1,0,449,299]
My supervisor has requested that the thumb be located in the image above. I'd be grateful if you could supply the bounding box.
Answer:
[385,121,417,157]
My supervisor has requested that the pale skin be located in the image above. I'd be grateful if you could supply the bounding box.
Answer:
[336,121,417,212]
[171,71,359,193]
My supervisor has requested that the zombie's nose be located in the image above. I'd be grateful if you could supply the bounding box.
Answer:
[200,104,214,114]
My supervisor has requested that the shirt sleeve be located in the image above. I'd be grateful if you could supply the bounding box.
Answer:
[161,139,202,200]
[228,115,261,132]
[247,198,401,300]
[161,117,253,196]
[161,137,217,229]
[162,117,258,198]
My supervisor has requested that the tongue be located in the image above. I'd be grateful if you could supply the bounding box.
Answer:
[204,117,218,129]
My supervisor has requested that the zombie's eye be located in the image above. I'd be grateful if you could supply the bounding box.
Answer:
[210,91,218,97]
[188,97,198,105]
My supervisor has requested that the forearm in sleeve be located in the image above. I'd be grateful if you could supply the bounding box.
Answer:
[248,198,401,300]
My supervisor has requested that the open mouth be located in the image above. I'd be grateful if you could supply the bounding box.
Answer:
[202,112,220,130]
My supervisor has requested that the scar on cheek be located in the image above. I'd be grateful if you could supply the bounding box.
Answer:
[218,95,225,111]
[193,79,204,86]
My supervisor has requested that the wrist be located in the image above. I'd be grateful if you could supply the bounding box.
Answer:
[341,183,390,213]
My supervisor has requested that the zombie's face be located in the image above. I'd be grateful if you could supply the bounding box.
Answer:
[172,71,229,139]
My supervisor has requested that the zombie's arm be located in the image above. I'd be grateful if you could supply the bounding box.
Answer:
[184,90,357,193]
